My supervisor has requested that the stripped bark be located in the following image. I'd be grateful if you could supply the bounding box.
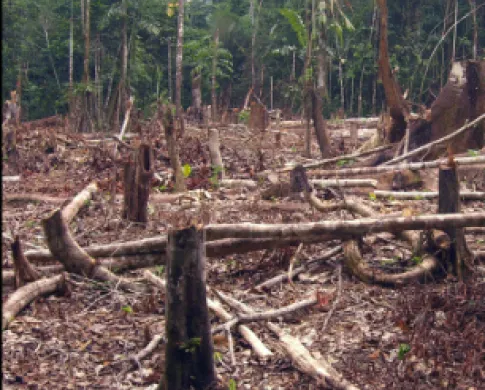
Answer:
[2,273,67,330]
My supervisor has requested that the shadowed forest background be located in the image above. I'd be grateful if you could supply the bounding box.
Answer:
[3,0,484,124]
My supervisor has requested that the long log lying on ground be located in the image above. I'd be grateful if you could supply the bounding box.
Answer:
[4,193,68,204]
[2,273,67,330]
[373,190,485,200]
[310,155,485,177]
[25,236,331,263]
[205,213,485,241]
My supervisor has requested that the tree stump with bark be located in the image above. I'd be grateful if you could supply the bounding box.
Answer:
[162,226,216,390]
[249,101,268,132]
[123,143,154,223]
[438,161,472,279]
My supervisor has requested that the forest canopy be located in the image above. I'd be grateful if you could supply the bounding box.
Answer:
[2,0,483,122]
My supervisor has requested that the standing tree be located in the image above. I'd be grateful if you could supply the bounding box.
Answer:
[175,0,185,136]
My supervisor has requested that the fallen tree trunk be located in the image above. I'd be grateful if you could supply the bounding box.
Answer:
[62,181,98,223]
[42,209,146,292]
[311,155,485,177]
[205,213,485,241]
[2,273,67,330]
[373,190,485,200]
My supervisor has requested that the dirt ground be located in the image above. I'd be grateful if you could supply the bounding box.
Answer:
[2,118,485,389]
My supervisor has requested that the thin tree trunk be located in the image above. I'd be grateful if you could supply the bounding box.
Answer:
[468,0,477,59]
[175,0,185,136]
[69,0,74,117]
[303,0,313,158]
[291,50,296,82]
[338,57,344,113]
[211,29,219,123]
[168,37,172,102]
[83,0,90,83]
[357,68,364,117]
[452,0,458,62]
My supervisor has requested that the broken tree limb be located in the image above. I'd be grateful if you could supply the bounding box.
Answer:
[373,190,485,200]
[62,181,98,223]
[3,193,68,204]
[215,291,359,389]
[254,246,343,291]
[343,240,438,286]
[144,270,273,360]
[310,155,485,177]
[219,179,257,190]
[213,294,325,334]
[2,273,67,330]
[281,144,395,172]
[205,212,485,241]
[311,179,378,188]
[384,113,485,165]
[267,322,360,390]
[42,209,146,293]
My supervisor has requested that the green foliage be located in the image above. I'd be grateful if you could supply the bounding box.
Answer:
[121,305,133,314]
[228,379,237,390]
[213,351,223,363]
[238,109,249,124]
[280,8,307,48]
[397,343,411,360]
[181,337,201,354]
[411,256,423,265]
[368,192,377,201]
[155,266,165,276]
[182,164,192,178]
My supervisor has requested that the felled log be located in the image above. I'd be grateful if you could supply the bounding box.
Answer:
[373,190,485,200]
[62,181,98,223]
[2,273,67,330]
[42,209,146,292]
[205,213,485,241]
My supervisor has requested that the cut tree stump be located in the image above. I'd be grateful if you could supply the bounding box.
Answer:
[11,236,41,288]
[438,162,473,279]
[123,143,154,223]
[163,226,216,390]
[208,128,224,180]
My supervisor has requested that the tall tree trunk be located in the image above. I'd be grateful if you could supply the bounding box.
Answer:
[94,33,102,127]
[168,37,172,102]
[291,50,296,82]
[303,0,313,158]
[83,0,90,84]
[69,0,74,119]
[114,0,128,132]
[377,0,409,143]
[211,29,219,123]
[451,0,458,63]
[175,0,185,136]
[191,70,202,123]
[468,0,477,59]
[338,56,344,114]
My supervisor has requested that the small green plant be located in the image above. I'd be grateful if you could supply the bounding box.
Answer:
[336,158,354,167]
[155,265,165,276]
[413,195,424,200]
[181,337,201,353]
[411,255,423,265]
[25,220,36,228]
[397,343,411,360]
[291,146,297,153]
[122,305,133,314]
[182,164,192,178]
[158,184,167,191]
[467,149,480,157]
[228,378,237,390]
[368,192,377,201]
[210,165,223,187]
[213,351,223,363]
[238,110,250,124]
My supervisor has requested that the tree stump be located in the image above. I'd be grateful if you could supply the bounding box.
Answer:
[438,162,472,279]
[162,226,216,390]
[123,143,154,223]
